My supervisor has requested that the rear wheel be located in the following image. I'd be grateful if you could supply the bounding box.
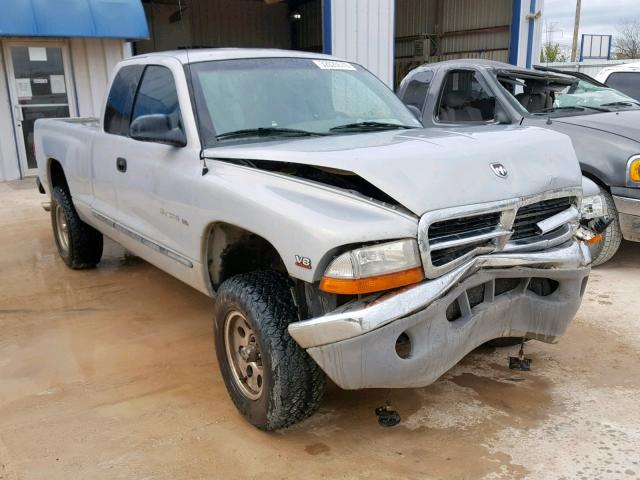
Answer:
[213,271,325,430]
[51,186,103,269]
[588,187,622,266]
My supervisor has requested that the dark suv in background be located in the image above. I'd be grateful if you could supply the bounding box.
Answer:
[398,60,640,265]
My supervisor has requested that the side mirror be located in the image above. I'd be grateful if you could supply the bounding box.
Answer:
[406,104,424,122]
[494,101,512,125]
[130,114,187,147]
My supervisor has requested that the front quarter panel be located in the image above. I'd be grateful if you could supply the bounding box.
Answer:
[191,161,419,283]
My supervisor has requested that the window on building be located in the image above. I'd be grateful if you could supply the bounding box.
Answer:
[436,70,496,123]
[605,72,640,101]
[400,70,433,112]
[131,66,183,131]
[104,65,144,136]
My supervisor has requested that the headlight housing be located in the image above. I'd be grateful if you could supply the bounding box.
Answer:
[581,194,605,219]
[320,239,424,294]
[628,155,640,186]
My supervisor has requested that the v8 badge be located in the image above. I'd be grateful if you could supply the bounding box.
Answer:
[295,255,312,269]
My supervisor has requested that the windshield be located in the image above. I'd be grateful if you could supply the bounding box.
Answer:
[555,79,640,110]
[498,71,640,117]
[189,57,422,146]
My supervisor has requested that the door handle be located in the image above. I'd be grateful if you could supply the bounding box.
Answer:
[116,157,127,173]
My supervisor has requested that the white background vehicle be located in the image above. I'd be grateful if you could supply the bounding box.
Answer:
[596,62,640,101]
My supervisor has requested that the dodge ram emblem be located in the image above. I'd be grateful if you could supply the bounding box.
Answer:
[490,163,508,178]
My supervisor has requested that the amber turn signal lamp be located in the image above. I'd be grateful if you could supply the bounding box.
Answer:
[585,233,603,245]
[630,158,640,183]
[320,267,424,295]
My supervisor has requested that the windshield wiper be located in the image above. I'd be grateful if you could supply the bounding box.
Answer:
[600,101,640,108]
[329,121,416,132]
[540,105,609,113]
[216,127,327,141]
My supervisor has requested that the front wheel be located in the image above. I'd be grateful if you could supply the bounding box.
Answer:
[588,187,622,266]
[213,271,325,431]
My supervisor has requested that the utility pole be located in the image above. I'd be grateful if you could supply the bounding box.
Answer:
[571,0,582,62]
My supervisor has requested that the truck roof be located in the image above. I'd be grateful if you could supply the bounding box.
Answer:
[411,58,576,81]
[132,48,338,64]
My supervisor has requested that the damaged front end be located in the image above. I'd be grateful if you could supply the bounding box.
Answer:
[288,188,603,390]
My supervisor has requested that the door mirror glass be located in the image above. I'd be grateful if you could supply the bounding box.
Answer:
[130,114,187,147]
[494,102,511,124]
[406,104,423,122]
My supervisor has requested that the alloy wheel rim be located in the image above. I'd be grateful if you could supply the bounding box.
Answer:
[224,310,264,400]
[55,204,70,254]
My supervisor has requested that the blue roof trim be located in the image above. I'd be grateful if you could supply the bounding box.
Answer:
[0,0,149,40]
[525,0,537,68]
[508,0,521,65]
[322,0,332,55]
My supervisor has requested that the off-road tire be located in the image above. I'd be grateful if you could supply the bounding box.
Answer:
[213,271,326,431]
[589,187,622,266]
[51,186,103,269]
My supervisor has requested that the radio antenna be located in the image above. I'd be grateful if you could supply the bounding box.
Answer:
[176,0,208,175]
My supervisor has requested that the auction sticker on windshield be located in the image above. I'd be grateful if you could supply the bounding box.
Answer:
[313,60,356,71]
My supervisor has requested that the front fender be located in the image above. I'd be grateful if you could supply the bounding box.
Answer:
[534,120,640,188]
[192,161,419,283]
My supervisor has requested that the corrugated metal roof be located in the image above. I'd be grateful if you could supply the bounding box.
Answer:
[0,0,149,39]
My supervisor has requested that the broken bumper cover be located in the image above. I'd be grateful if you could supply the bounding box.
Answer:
[288,240,591,389]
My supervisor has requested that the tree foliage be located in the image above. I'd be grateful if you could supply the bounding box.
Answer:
[614,19,640,59]
[540,42,568,63]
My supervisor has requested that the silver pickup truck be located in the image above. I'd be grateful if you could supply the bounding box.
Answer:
[36,49,593,430]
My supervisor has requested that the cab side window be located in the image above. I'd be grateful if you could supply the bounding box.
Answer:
[131,65,184,132]
[104,65,144,136]
[400,70,433,112]
[436,70,496,123]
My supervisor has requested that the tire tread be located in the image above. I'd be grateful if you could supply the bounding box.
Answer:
[51,186,103,269]
[214,271,325,430]
[590,188,622,266]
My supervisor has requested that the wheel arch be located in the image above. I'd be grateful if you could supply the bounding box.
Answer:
[581,168,610,193]
[47,158,69,194]
[203,222,288,292]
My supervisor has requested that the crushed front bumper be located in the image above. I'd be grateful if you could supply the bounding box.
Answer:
[614,195,640,242]
[288,240,591,389]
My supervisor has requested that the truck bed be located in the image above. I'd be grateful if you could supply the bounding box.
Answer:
[35,117,101,205]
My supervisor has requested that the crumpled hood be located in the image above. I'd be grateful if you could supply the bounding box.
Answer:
[553,110,640,143]
[205,126,581,216]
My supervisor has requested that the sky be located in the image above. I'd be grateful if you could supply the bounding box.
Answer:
[543,0,640,49]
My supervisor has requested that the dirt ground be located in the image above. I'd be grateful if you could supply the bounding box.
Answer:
[1,179,639,480]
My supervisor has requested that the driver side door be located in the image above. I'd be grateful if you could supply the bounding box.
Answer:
[114,64,196,260]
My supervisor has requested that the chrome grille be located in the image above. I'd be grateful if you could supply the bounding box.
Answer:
[428,212,502,266]
[512,198,574,240]
[418,192,580,279]
[429,212,502,241]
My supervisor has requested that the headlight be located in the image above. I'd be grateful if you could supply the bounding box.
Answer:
[581,194,605,219]
[320,239,424,294]
[628,155,640,186]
